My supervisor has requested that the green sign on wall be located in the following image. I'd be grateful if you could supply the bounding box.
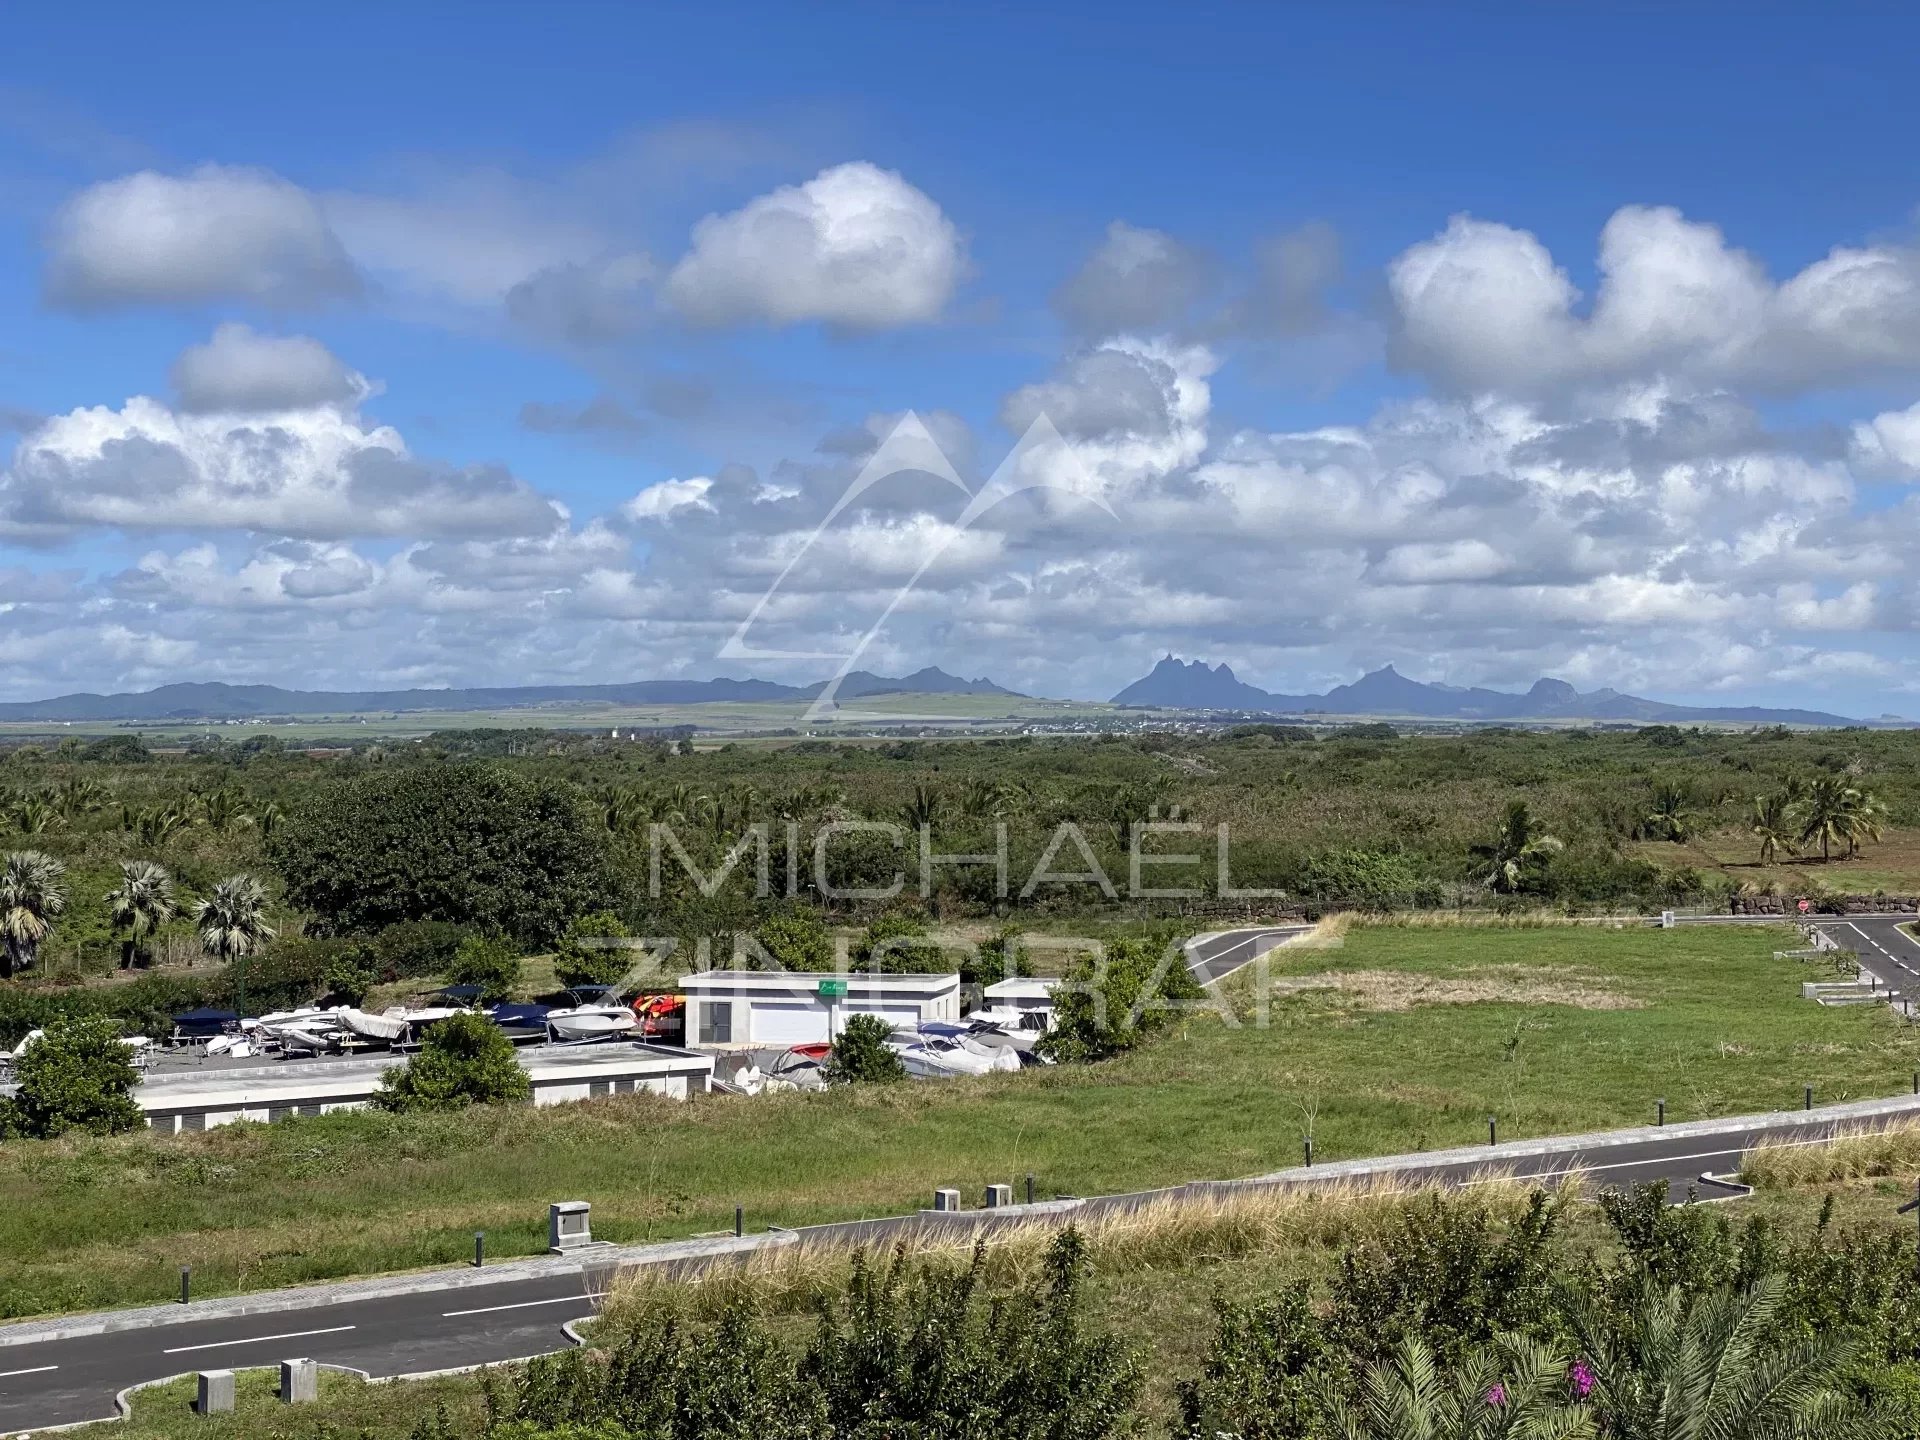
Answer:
[816,979,848,999]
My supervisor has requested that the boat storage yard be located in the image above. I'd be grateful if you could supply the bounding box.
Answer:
[677,968,963,1047]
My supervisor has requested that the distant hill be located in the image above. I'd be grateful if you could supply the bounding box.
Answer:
[0,667,1024,722]
[1111,656,1866,727]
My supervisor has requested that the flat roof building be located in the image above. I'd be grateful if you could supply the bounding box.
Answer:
[678,969,961,1048]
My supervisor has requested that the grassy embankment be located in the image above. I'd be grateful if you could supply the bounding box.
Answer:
[1,921,1913,1322]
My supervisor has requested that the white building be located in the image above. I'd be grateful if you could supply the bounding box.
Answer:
[678,970,962,1047]
[980,978,1058,1022]
[135,1044,714,1134]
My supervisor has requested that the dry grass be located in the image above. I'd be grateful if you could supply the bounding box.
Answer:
[1271,964,1645,1013]
[597,1175,1555,1327]
[1743,1119,1920,1188]
[1339,910,1630,930]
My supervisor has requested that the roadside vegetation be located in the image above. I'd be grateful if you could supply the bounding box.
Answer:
[74,1166,1920,1439]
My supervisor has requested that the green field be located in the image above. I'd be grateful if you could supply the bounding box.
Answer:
[0,921,1912,1321]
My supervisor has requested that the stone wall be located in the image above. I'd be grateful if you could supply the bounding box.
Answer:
[1728,894,1919,916]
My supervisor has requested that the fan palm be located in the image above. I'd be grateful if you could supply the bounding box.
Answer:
[193,874,276,969]
[107,860,176,970]
[1472,801,1565,893]
[1317,1331,1593,1439]
[1749,793,1797,867]
[1565,1275,1878,1439]
[0,850,68,979]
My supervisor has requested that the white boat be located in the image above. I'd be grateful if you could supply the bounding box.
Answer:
[545,1005,637,1042]
[889,1033,1021,1079]
[336,1008,408,1043]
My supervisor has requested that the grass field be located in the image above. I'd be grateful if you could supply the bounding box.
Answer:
[1,921,1915,1322]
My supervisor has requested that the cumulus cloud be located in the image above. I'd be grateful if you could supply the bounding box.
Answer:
[2,397,561,541]
[1052,222,1213,337]
[171,324,371,414]
[1390,205,1920,395]
[622,476,716,521]
[665,162,963,328]
[505,252,657,343]
[45,166,359,310]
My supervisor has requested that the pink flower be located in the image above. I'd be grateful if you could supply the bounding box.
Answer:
[1571,1360,1596,1400]
[1487,1383,1507,1406]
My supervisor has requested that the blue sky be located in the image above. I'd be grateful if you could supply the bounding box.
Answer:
[2,3,1919,713]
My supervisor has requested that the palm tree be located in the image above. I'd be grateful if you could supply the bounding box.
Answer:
[197,787,250,833]
[1749,793,1797,866]
[599,785,645,835]
[1566,1277,1874,1438]
[1841,787,1888,860]
[252,800,285,843]
[107,860,176,970]
[193,873,276,970]
[53,776,106,825]
[1472,801,1565,893]
[1316,1331,1593,1439]
[900,783,944,831]
[0,850,68,979]
[124,804,191,849]
[1797,775,1857,864]
[9,795,62,836]
[1640,781,1697,843]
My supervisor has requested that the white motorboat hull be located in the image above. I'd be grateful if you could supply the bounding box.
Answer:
[546,1008,637,1042]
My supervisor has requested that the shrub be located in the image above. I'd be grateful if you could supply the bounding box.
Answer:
[5,1016,143,1138]
[446,935,521,1004]
[555,912,636,990]
[1038,934,1207,1063]
[754,908,834,970]
[323,950,378,1006]
[823,1013,907,1084]
[374,1011,531,1113]
[368,920,474,982]
[854,906,948,973]
[1175,1283,1332,1440]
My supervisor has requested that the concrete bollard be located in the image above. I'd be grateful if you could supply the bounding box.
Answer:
[280,1358,318,1405]
[933,1187,962,1212]
[548,1200,592,1253]
[196,1369,235,1414]
[984,1183,1013,1208]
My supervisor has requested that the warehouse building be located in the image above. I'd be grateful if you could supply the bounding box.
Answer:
[677,969,962,1048]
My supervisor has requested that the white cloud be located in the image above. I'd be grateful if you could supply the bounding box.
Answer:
[1390,204,1920,395]
[45,166,359,309]
[622,476,716,521]
[1053,222,1212,337]
[2,396,560,541]
[171,324,371,413]
[665,162,963,328]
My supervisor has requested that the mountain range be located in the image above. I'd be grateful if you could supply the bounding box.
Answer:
[0,668,1022,722]
[1110,657,1868,727]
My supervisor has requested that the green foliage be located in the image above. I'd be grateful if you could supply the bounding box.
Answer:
[852,905,945,973]
[271,761,614,945]
[823,1013,907,1084]
[367,920,474,982]
[324,950,378,1005]
[374,1011,530,1113]
[447,935,521,1004]
[554,911,634,990]
[6,1016,142,1138]
[1302,849,1440,909]
[1177,1282,1332,1440]
[753,907,834,970]
[1038,933,1207,1063]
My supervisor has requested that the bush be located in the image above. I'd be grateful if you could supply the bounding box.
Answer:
[323,950,378,1005]
[270,761,616,946]
[446,935,521,1004]
[368,920,474,982]
[1038,934,1207,1063]
[823,1013,907,1084]
[374,1012,531,1112]
[754,908,834,971]
[854,907,948,973]
[6,1016,143,1138]
[1300,849,1440,909]
[554,912,635,990]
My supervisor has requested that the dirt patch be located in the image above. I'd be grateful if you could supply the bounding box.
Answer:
[1271,964,1645,1013]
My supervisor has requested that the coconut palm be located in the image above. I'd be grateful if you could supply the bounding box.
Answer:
[0,850,67,979]
[1316,1331,1593,1439]
[106,860,176,970]
[1749,793,1798,867]
[1797,774,1857,864]
[598,785,646,835]
[1472,801,1565,893]
[1565,1276,1877,1439]
[193,874,276,969]
[1841,787,1888,860]
[1640,781,1697,843]
[123,804,190,849]
[899,783,945,831]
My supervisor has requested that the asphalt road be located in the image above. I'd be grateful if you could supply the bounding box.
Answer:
[1812,914,1920,999]
[1185,925,1313,982]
